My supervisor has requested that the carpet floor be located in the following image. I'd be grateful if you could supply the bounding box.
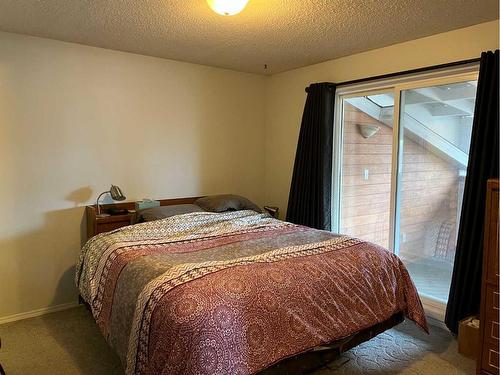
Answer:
[0,306,474,375]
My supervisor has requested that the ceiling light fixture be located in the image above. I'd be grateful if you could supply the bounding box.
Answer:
[207,0,249,16]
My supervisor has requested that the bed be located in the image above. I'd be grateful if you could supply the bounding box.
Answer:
[76,198,428,375]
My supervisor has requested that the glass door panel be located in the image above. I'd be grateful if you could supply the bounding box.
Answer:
[340,92,395,248]
[396,80,477,303]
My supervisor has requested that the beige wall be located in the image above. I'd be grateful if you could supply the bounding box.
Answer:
[264,20,499,216]
[1,20,499,321]
[0,32,266,320]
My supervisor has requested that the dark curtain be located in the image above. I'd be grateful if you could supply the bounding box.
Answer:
[286,82,336,230]
[445,50,499,333]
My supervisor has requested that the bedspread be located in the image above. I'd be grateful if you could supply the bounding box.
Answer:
[76,210,427,375]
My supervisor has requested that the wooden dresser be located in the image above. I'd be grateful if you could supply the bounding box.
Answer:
[478,179,499,375]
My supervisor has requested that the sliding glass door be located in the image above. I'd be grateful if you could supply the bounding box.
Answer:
[396,80,476,304]
[333,68,478,317]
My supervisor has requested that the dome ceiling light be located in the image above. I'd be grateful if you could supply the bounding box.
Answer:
[207,0,250,16]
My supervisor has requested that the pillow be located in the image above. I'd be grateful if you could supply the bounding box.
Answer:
[195,194,262,213]
[135,204,204,223]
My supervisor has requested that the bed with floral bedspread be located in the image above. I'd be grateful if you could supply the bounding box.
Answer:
[76,210,427,375]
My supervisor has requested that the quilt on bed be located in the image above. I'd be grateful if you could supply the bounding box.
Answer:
[76,210,427,375]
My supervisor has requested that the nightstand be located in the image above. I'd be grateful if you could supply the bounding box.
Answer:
[86,206,134,240]
[264,206,279,219]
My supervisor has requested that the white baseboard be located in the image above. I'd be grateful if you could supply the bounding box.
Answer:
[419,294,446,321]
[0,301,79,325]
[417,294,451,331]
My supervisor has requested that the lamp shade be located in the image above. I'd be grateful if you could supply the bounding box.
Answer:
[109,185,126,201]
[207,0,249,16]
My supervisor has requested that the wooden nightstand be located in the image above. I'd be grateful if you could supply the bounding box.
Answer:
[86,206,134,240]
[264,206,279,219]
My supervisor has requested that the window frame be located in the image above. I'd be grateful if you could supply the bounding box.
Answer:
[332,64,479,252]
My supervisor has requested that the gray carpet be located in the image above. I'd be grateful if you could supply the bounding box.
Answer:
[0,306,474,375]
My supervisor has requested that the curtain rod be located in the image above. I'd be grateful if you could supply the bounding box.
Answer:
[305,57,480,92]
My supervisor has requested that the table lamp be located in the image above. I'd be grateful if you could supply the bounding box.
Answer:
[96,185,126,217]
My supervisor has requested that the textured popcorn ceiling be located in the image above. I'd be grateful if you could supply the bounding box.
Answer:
[0,0,497,74]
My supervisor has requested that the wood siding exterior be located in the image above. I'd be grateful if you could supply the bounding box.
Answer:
[341,103,461,261]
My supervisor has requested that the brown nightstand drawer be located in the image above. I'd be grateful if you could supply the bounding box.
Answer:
[86,207,135,239]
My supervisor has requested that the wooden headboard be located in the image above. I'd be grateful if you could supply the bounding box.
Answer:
[85,196,203,240]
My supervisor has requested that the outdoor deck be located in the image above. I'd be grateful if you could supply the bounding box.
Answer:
[402,256,454,303]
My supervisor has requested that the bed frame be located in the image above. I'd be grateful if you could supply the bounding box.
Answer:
[262,311,404,373]
[80,294,403,374]
[82,196,406,373]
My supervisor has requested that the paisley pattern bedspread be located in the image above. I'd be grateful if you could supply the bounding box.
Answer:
[76,210,428,375]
